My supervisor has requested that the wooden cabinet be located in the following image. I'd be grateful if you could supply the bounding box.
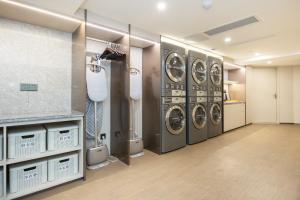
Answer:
[224,103,246,132]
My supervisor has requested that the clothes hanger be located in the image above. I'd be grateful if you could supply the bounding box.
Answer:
[130,67,140,75]
[86,54,106,73]
[100,42,126,60]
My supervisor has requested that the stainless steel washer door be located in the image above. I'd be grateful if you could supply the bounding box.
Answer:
[165,105,185,135]
[210,63,222,86]
[165,53,186,82]
[192,104,207,129]
[192,59,207,84]
[210,103,222,125]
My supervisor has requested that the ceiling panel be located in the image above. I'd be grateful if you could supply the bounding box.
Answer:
[7,0,300,66]
[81,0,300,66]
[16,0,86,15]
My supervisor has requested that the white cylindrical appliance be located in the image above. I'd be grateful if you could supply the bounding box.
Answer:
[86,55,109,169]
[129,68,144,157]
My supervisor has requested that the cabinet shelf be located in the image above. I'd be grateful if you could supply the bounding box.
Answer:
[0,113,84,200]
[6,146,81,165]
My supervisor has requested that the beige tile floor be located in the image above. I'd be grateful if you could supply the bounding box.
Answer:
[24,124,300,200]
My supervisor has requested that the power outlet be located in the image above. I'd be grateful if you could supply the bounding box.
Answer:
[20,83,38,91]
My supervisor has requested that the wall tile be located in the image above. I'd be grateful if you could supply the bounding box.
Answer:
[0,18,72,116]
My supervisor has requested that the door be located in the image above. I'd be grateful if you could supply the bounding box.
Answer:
[251,67,277,123]
[192,104,207,129]
[110,35,130,165]
[165,53,186,82]
[210,103,222,125]
[192,59,207,84]
[209,63,222,86]
[165,105,185,135]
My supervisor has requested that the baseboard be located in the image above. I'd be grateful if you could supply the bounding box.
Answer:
[224,124,247,133]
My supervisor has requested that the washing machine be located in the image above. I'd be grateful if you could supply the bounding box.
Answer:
[161,42,186,97]
[187,50,208,97]
[161,97,186,153]
[187,96,208,144]
[207,97,223,138]
[207,56,223,97]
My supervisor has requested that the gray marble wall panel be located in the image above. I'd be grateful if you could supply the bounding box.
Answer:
[0,18,72,116]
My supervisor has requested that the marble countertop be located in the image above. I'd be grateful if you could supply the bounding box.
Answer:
[0,111,84,125]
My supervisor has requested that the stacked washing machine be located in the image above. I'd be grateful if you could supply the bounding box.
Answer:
[143,42,223,154]
[160,42,187,153]
[186,50,208,144]
[207,56,223,138]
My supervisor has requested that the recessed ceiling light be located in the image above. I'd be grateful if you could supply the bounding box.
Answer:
[254,52,261,56]
[202,0,213,9]
[267,61,273,64]
[224,37,232,43]
[157,2,166,11]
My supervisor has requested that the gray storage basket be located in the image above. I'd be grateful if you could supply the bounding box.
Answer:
[8,126,46,159]
[45,123,79,151]
[48,153,79,182]
[9,160,47,194]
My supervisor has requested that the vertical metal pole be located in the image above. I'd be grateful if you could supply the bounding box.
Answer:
[3,126,7,199]
[94,101,97,148]
[132,99,135,139]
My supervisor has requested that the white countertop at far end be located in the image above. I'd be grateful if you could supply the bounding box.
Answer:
[224,101,246,105]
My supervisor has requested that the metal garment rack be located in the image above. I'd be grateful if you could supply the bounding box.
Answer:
[0,112,84,200]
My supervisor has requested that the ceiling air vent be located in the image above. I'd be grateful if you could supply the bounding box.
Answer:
[204,16,259,36]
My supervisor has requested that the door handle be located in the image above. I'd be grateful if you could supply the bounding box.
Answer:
[274,94,277,99]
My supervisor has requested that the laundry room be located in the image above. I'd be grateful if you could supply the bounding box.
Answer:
[0,0,300,200]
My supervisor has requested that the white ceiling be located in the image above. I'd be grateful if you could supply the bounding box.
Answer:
[16,0,85,15]
[16,0,300,66]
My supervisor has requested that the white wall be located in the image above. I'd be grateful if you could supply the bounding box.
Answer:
[224,70,229,81]
[223,70,229,94]
[293,66,300,123]
[278,67,293,123]
[0,18,72,116]
[130,47,143,139]
[246,66,253,124]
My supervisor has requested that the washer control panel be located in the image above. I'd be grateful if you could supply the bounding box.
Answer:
[164,83,185,96]
[162,97,186,104]
[197,97,207,103]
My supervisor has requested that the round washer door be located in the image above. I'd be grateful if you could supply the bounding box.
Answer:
[165,105,185,135]
[165,53,186,82]
[210,103,222,125]
[210,63,222,86]
[192,59,207,84]
[192,104,207,129]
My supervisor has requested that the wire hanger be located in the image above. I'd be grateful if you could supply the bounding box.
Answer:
[100,41,126,60]
[130,66,140,75]
[86,54,106,73]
